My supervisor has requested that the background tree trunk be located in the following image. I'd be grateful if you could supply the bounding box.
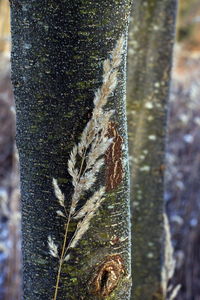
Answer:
[10,1,132,299]
[127,1,177,299]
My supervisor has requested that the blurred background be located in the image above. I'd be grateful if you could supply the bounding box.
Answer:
[0,0,21,299]
[0,0,200,299]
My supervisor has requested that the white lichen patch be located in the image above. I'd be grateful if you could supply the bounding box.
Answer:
[23,43,32,50]
[153,25,159,31]
[145,102,154,109]
[136,190,143,200]
[147,115,154,121]
[154,82,160,88]
[143,149,148,155]
[148,135,157,141]
[133,201,139,207]
[179,114,189,125]
[147,252,154,258]
[44,25,49,32]
[155,102,162,108]
[148,242,154,247]
[108,205,114,209]
[140,165,150,172]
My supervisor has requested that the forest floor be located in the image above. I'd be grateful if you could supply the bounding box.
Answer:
[0,44,200,299]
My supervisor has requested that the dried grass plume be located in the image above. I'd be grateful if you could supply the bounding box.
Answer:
[162,213,181,300]
[48,35,125,300]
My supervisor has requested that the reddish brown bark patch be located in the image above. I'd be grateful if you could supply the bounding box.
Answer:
[91,255,125,297]
[105,122,123,192]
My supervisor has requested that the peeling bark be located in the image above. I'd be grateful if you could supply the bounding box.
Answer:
[10,1,132,299]
[105,122,123,192]
[127,1,177,299]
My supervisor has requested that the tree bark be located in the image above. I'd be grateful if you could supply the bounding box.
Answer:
[10,1,132,299]
[127,1,177,299]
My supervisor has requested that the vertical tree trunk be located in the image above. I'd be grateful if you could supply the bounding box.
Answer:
[10,1,132,299]
[127,1,177,299]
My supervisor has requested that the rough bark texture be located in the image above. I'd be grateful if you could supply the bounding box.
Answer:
[127,1,177,299]
[10,1,132,299]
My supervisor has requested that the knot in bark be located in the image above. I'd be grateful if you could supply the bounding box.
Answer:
[91,254,125,297]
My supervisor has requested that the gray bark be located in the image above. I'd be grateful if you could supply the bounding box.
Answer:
[127,1,177,299]
[10,1,132,299]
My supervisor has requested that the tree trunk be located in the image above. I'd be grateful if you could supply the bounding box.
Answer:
[10,1,132,299]
[127,1,177,299]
